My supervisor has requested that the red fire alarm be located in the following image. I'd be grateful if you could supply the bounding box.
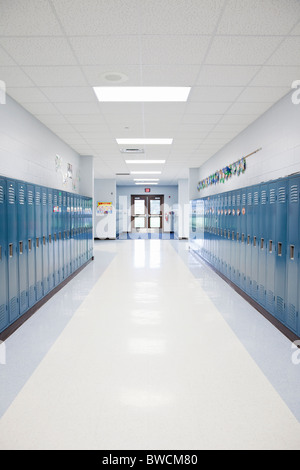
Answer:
[145,188,151,193]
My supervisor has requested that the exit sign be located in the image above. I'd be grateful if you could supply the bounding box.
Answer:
[145,188,151,193]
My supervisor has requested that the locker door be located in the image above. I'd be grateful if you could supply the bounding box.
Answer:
[0,178,8,332]
[227,193,233,280]
[240,190,247,291]
[7,179,20,322]
[66,193,71,277]
[58,191,64,280]
[35,186,43,301]
[17,182,29,315]
[42,187,49,295]
[246,187,253,296]
[223,193,229,277]
[211,196,216,268]
[216,195,221,271]
[70,194,75,273]
[74,196,79,270]
[231,192,237,284]
[236,190,242,287]
[251,187,260,300]
[48,188,55,291]
[286,176,299,333]
[53,190,60,285]
[258,184,268,307]
[265,182,276,315]
[274,180,288,324]
[27,184,36,307]
[62,192,68,278]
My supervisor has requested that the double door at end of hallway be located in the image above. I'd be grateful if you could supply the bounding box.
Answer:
[131,195,164,232]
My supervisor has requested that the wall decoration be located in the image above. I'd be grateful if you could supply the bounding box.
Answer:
[96,202,113,216]
[197,147,262,192]
[67,163,73,180]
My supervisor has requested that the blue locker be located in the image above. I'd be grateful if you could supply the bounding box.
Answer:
[66,193,71,277]
[62,192,68,278]
[53,190,60,286]
[286,176,299,333]
[35,186,43,301]
[74,195,79,270]
[27,184,36,307]
[265,181,277,315]
[58,191,64,280]
[223,193,229,277]
[0,178,8,332]
[251,187,260,300]
[42,187,49,295]
[240,190,247,291]
[70,194,75,273]
[17,181,29,315]
[47,188,55,291]
[246,186,253,296]
[257,184,268,307]
[274,180,288,324]
[235,190,242,287]
[7,179,20,322]
[230,192,237,284]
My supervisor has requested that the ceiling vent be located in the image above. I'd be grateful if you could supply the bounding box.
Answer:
[116,173,130,176]
[120,148,144,154]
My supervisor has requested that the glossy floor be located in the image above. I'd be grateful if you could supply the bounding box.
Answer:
[0,239,300,450]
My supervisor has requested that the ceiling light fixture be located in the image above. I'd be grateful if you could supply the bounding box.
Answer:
[94,87,191,102]
[134,179,160,182]
[117,139,173,145]
[135,182,158,185]
[131,171,162,175]
[126,160,166,164]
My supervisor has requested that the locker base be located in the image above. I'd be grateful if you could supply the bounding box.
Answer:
[190,249,300,344]
[0,257,94,342]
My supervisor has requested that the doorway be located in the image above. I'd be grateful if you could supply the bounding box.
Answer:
[131,195,164,233]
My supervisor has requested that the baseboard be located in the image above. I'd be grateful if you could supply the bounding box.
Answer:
[0,257,94,342]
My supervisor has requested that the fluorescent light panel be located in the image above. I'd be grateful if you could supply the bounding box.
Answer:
[94,87,191,102]
[134,179,160,181]
[135,183,158,185]
[131,171,162,175]
[117,139,172,145]
[126,160,166,164]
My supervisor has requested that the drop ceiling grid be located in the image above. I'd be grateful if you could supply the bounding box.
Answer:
[0,0,299,182]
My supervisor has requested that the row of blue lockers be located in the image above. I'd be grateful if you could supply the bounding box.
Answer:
[0,175,93,334]
[189,173,300,338]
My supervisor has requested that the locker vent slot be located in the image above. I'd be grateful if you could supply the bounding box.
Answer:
[277,296,284,317]
[28,190,34,205]
[36,191,40,205]
[288,304,296,329]
[48,193,52,205]
[232,195,236,206]
[0,304,6,327]
[259,285,265,301]
[254,192,259,205]
[19,187,25,205]
[266,290,274,311]
[247,193,252,206]
[253,280,258,293]
[20,291,27,310]
[242,194,246,206]
[278,187,286,203]
[269,189,276,204]
[36,283,42,300]
[8,186,15,204]
[261,191,267,205]
[0,186,4,204]
[42,192,47,206]
[10,297,18,319]
[54,194,58,205]
[228,195,231,206]
[29,286,35,305]
[237,194,241,206]
[290,185,298,203]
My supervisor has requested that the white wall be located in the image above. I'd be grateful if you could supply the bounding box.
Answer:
[116,185,178,233]
[0,94,87,193]
[192,90,300,199]
[94,179,116,239]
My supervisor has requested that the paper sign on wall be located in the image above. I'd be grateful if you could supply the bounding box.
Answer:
[96,202,113,216]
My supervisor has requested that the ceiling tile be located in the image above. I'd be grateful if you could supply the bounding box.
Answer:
[226,102,273,115]
[52,0,141,35]
[205,36,283,65]
[0,66,34,87]
[70,36,141,66]
[291,22,300,35]
[217,0,300,36]
[41,87,96,103]
[218,114,259,125]
[64,114,106,124]
[141,65,201,86]
[141,35,211,65]
[55,102,101,115]
[22,102,59,115]
[249,66,300,87]
[185,102,230,114]
[237,86,290,103]
[139,0,225,34]
[22,66,87,87]
[267,37,300,66]
[7,87,49,103]
[0,38,77,66]
[189,86,244,102]
[0,0,63,36]
[0,46,16,66]
[197,65,260,86]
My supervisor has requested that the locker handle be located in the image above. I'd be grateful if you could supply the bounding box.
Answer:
[247,235,250,245]
[290,245,295,261]
[242,234,245,244]
[261,238,264,250]
[269,241,273,253]
[49,235,52,244]
[36,238,39,248]
[43,236,46,246]
[19,241,23,254]
[253,236,257,247]
[278,242,282,257]
[0,245,2,261]
[9,243,13,258]
[28,239,32,252]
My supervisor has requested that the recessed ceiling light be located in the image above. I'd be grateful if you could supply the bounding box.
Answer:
[126,160,166,164]
[101,72,129,83]
[134,178,160,181]
[131,171,162,175]
[117,139,172,145]
[135,182,158,185]
[94,87,191,102]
